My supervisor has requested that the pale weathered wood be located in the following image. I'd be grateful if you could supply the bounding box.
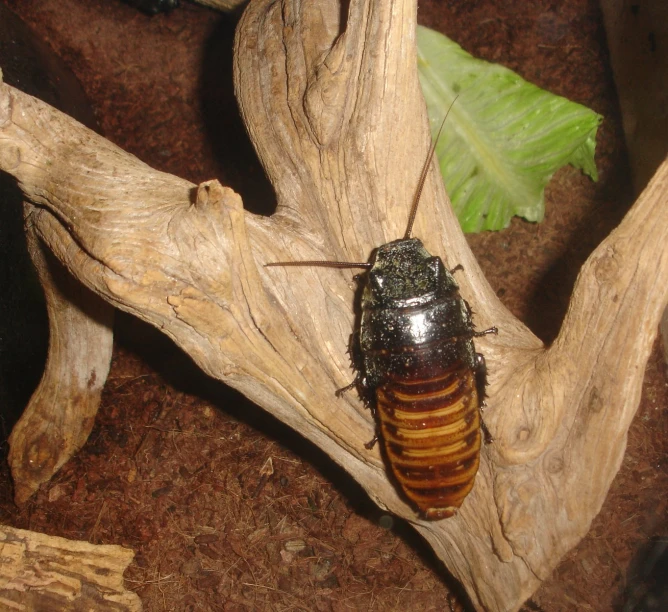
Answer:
[0,1,666,610]
[8,220,114,505]
[0,524,141,611]
[599,0,668,365]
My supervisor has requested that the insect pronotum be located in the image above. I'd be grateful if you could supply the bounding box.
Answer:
[267,104,498,520]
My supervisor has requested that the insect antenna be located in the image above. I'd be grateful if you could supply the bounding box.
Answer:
[266,97,458,269]
[265,260,371,269]
[403,96,458,240]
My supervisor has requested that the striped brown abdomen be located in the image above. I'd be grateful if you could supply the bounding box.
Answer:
[375,361,481,520]
[358,239,491,520]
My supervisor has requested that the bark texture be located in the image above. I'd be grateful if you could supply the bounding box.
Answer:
[1,1,666,610]
[0,524,140,610]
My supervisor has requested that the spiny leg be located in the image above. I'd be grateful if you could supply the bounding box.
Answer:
[480,416,493,445]
[335,379,358,397]
[475,352,494,444]
[364,435,379,450]
[474,326,498,338]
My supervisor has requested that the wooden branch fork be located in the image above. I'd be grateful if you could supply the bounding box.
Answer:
[1,1,666,610]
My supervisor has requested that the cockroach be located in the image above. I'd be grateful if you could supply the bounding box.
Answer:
[266,108,497,520]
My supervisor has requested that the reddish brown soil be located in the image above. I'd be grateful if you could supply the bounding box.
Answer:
[1,1,666,611]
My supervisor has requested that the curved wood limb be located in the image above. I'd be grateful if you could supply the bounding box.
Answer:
[8,214,114,505]
[1,0,666,609]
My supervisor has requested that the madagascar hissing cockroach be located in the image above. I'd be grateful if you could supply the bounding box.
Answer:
[266,109,497,520]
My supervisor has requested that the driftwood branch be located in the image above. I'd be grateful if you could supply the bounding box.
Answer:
[0,524,140,610]
[1,0,666,609]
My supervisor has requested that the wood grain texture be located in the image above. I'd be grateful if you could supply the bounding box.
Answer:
[1,0,666,609]
[7,223,114,505]
[0,524,140,611]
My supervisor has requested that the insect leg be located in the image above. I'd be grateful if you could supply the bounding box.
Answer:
[336,330,366,397]
[474,326,498,338]
[475,352,494,444]
[474,352,489,399]
[462,300,499,338]
[335,378,358,397]
[480,417,494,445]
[345,331,362,363]
[334,325,380,445]
[335,374,379,449]
[364,435,379,450]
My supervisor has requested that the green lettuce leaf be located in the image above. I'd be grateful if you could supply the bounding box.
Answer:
[417,25,602,232]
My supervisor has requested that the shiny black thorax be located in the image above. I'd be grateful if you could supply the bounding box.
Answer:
[359,238,476,390]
